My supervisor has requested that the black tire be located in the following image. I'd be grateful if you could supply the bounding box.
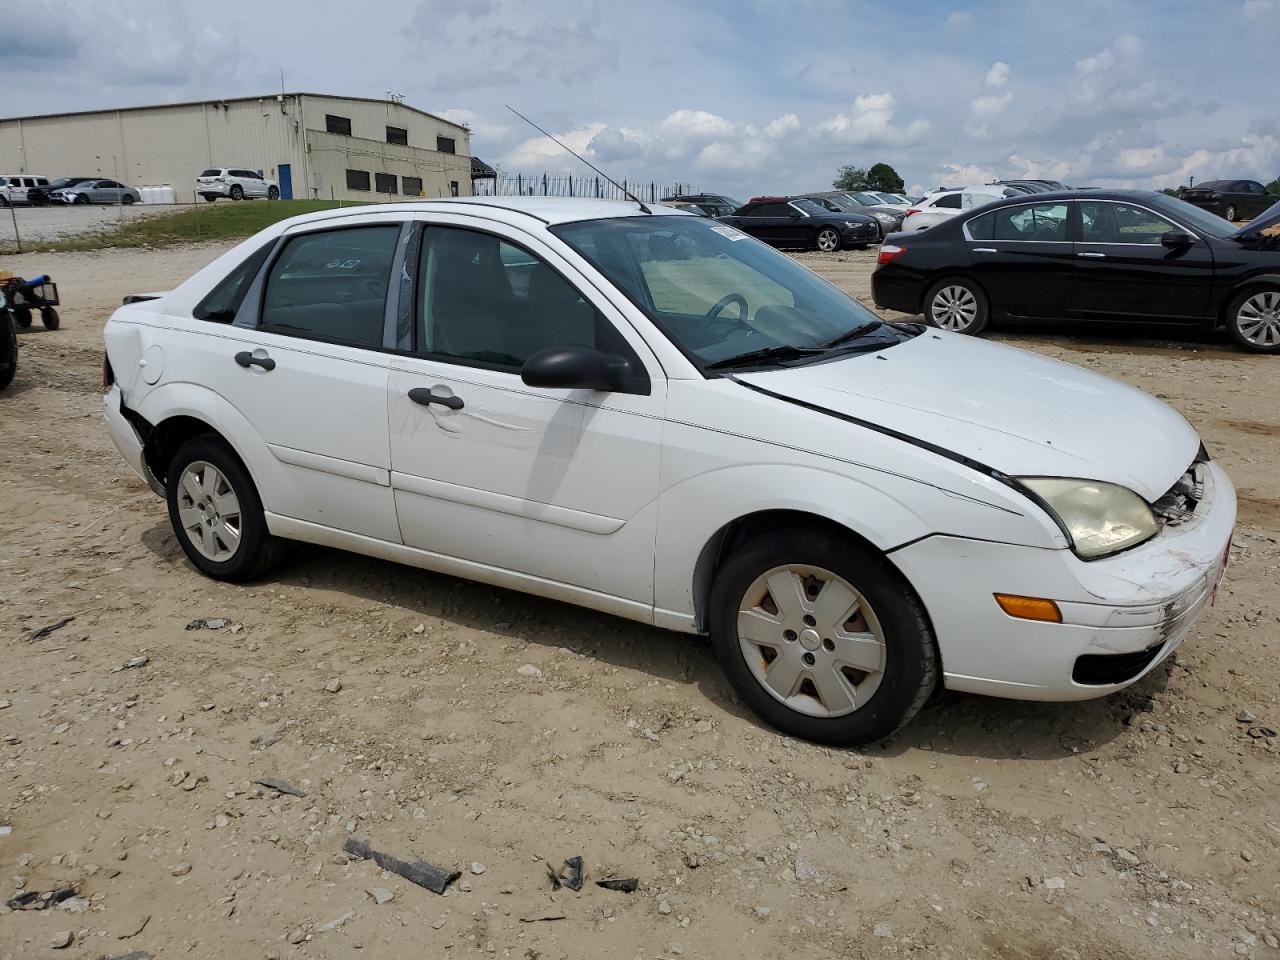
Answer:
[0,311,16,391]
[1225,286,1280,354]
[709,526,938,746]
[41,307,59,331]
[814,227,841,253]
[0,196,8,207]
[203,194,218,203]
[122,194,135,205]
[230,185,244,201]
[1224,204,1237,222]
[165,435,284,582]
[267,186,280,200]
[73,193,89,205]
[13,307,32,329]
[923,276,990,336]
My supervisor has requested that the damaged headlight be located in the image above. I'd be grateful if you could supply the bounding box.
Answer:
[1018,478,1158,560]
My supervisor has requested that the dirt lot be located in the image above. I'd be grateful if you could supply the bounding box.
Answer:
[1,243,1277,960]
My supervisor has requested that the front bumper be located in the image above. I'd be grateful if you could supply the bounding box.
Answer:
[841,222,879,243]
[103,386,163,497]
[891,461,1236,701]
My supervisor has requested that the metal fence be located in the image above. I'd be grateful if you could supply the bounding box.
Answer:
[474,174,696,202]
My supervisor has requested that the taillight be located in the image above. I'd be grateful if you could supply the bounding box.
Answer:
[904,208,920,217]
[877,244,907,266]
[102,353,114,389]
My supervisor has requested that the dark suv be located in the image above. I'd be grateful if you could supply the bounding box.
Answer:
[1180,180,1277,222]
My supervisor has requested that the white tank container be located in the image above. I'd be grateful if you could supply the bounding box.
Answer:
[157,185,176,204]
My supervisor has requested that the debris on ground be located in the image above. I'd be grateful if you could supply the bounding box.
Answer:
[116,655,149,671]
[595,877,639,893]
[186,617,228,630]
[367,887,394,905]
[520,906,568,923]
[116,914,151,938]
[253,776,307,798]
[103,953,154,960]
[547,855,584,891]
[27,616,74,641]
[250,726,286,749]
[7,886,78,911]
[50,931,73,949]
[343,837,460,895]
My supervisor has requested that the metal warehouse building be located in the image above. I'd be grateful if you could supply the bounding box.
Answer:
[0,93,473,202]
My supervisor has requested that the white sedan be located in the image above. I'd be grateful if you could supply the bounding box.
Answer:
[101,197,1235,745]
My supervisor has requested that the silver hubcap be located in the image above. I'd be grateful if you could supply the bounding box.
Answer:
[817,230,838,252]
[931,285,979,331]
[177,461,242,562]
[1236,291,1280,347]
[737,564,886,719]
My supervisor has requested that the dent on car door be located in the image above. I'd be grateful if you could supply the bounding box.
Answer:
[387,223,666,606]
[215,222,405,541]
[1072,200,1214,323]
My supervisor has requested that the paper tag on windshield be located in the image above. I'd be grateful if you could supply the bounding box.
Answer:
[709,224,748,241]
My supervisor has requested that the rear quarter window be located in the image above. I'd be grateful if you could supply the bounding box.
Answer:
[193,242,276,323]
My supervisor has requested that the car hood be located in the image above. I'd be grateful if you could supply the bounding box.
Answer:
[735,331,1198,502]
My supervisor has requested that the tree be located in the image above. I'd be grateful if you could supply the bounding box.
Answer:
[833,165,869,191]
[1267,177,1280,195]
[866,162,905,193]
[834,162,905,193]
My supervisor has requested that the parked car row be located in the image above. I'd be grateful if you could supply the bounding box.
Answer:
[1178,180,1277,222]
[873,189,1280,353]
[1,166,282,206]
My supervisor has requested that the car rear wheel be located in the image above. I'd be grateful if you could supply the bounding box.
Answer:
[925,277,990,335]
[815,227,841,252]
[230,185,244,201]
[1227,287,1280,353]
[1224,204,1238,222]
[166,436,284,581]
[709,526,938,745]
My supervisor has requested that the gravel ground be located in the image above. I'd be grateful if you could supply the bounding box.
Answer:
[0,242,1277,960]
[1,203,191,247]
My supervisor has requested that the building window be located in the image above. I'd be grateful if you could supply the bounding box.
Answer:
[326,114,352,136]
[346,169,371,191]
[386,126,408,146]
[375,172,398,195]
[403,176,423,197]
[437,136,456,154]
[449,180,460,197]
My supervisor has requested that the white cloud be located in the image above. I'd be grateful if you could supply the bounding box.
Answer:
[971,92,1013,117]
[984,61,1010,88]
[946,10,973,30]
[819,93,930,145]
[764,113,801,139]
[927,162,999,189]
[503,122,606,169]
[437,108,511,142]
[1243,0,1275,20]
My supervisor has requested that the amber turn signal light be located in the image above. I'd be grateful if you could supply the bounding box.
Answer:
[993,593,1062,623]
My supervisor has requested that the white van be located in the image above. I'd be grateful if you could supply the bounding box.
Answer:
[0,174,50,205]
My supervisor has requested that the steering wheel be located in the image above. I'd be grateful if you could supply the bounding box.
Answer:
[706,293,748,321]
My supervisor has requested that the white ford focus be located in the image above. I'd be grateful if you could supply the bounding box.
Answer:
[102,197,1235,745]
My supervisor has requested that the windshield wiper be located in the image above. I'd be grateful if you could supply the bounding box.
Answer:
[705,344,829,370]
[822,321,883,348]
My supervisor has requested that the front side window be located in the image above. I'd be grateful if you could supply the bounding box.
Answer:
[552,216,912,368]
[1080,202,1170,244]
[988,202,1070,241]
[415,227,643,386]
[259,226,400,347]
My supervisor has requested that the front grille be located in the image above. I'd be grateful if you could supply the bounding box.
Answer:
[1072,646,1163,685]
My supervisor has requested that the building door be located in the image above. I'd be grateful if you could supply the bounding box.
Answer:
[278,164,293,200]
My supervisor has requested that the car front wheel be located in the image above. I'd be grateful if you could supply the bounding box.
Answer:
[709,526,938,745]
[267,186,280,200]
[924,277,990,335]
[165,436,283,581]
[1224,204,1237,222]
[1227,287,1280,353]
[815,227,841,252]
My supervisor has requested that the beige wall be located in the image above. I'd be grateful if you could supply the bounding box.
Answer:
[0,94,471,202]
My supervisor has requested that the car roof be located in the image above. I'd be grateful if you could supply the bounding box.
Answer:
[278,196,687,228]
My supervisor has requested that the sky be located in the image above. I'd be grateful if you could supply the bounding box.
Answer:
[3,0,1278,198]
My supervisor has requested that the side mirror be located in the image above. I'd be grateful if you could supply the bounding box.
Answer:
[521,345,622,392]
[1160,230,1194,249]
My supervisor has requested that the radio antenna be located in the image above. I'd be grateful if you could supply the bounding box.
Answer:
[505,105,651,214]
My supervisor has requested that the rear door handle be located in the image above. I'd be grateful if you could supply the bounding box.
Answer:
[973,247,998,253]
[409,387,464,410]
[234,351,275,371]
[1078,251,1107,259]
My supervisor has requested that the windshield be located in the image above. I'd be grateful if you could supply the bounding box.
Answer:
[1148,194,1238,238]
[821,196,860,212]
[550,215,912,368]
[791,199,827,216]
[875,193,906,204]
[843,193,876,206]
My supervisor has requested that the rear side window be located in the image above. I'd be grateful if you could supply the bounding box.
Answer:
[966,212,995,240]
[193,242,275,322]
[259,226,400,348]
[934,194,962,209]
[200,169,221,177]
[991,202,1069,241]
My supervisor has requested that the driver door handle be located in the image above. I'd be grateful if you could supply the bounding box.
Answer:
[409,387,464,410]
[234,351,275,371]
[1078,251,1107,258]
[972,247,998,253]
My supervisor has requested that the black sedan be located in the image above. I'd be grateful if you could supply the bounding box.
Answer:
[1180,180,1277,222]
[871,190,1280,352]
[27,177,95,206]
[719,198,879,252]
